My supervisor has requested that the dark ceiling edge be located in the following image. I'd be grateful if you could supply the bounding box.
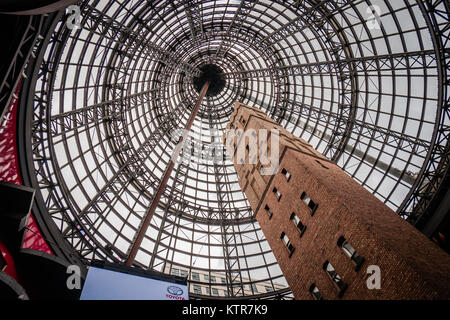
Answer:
[8,1,449,300]
[400,1,450,235]
[16,248,86,300]
[0,15,44,124]
[0,271,29,299]
[17,10,87,268]
[0,0,80,15]
[19,248,87,278]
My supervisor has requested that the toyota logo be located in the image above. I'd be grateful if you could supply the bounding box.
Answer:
[167,286,183,296]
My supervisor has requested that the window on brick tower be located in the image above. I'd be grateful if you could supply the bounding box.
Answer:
[300,191,318,215]
[264,204,273,219]
[323,261,348,297]
[281,168,291,181]
[171,268,179,276]
[212,288,219,296]
[210,275,216,283]
[280,232,295,257]
[337,236,365,271]
[290,212,306,237]
[309,284,323,300]
[273,187,282,201]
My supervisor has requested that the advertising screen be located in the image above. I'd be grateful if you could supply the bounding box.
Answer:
[80,266,189,300]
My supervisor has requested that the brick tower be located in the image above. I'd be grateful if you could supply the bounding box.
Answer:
[224,102,450,300]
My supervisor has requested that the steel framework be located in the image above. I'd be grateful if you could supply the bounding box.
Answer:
[10,0,450,299]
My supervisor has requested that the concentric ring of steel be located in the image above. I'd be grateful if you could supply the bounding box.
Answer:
[25,0,450,298]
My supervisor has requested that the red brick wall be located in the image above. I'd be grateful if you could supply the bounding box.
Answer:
[228,102,450,300]
[258,148,450,299]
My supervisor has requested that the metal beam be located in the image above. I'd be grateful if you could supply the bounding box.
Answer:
[81,4,200,77]
[224,50,437,80]
[280,98,430,152]
[125,81,210,266]
[213,0,257,62]
[48,98,192,261]
[183,0,204,41]
[47,88,157,135]
[252,96,419,185]
[149,161,189,271]
[400,0,450,224]
[206,98,245,297]
[263,0,351,45]
[0,15,44,126]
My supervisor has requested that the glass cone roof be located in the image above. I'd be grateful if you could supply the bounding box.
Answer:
[22,0,450,298]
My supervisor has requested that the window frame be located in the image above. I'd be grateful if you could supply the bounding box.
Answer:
[323,261,348,297]
[309,283,323,300]
[337,236,365,271]
[281,168,291,182]
[273,187,282,201]
[192,272,200,281]
[264,204,273,220]
[290,212,306,237]
[280,232,295,257]
[193,285,202,295]
[300,191,318,215]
